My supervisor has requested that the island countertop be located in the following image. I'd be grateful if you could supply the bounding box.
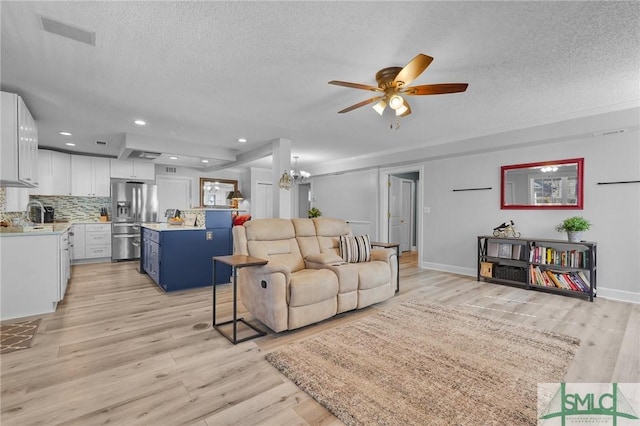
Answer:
[141,223,205,232]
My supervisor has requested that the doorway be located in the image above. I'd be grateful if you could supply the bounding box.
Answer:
[389,175,416,252]
[254,182,273,219]
[380,165,423,260]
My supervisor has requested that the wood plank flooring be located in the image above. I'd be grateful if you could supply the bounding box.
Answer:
[1,252,638,425]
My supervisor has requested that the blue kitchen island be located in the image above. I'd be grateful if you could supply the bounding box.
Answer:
[140,210,233,292]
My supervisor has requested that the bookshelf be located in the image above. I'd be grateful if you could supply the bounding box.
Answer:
[477,235,597,302]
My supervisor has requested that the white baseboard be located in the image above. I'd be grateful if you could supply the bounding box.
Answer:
[596,287,640,304]
[420,262,640,305]
[422,262,476,277]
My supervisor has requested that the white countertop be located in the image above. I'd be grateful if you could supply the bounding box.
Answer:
[141,223,205,232]
[0,223,72,237]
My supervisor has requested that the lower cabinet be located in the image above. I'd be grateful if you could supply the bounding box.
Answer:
[71,223,112,262]
[0,229,71,321]
[142,227,232,291]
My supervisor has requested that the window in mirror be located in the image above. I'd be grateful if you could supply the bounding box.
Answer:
[199,178,238,208]
[501,158,583,209]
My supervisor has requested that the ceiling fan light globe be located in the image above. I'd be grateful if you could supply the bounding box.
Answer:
[389,94,404,110]
[395,104,409,116]
[372,99,387,115]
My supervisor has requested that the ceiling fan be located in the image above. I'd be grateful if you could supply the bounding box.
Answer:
[329,54,468,117]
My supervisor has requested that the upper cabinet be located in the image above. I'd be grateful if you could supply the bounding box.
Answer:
[30,149,71,196]
[110,159,155,181]
[71,155,110,197]
[1,91,39,187]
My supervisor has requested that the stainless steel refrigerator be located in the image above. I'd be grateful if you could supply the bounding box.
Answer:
[111,182,158,261]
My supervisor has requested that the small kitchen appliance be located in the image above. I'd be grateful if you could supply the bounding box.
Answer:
[30,206,55,223]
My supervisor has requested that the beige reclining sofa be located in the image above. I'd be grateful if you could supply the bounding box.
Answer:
[232,217,397,332]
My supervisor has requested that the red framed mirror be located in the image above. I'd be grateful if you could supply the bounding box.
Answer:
[501,158,584,210]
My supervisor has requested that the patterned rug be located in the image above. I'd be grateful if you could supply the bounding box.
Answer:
[1,319,41,354]
[266,299,580,426]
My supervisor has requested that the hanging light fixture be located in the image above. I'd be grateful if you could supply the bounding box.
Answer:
[290,156,310,183]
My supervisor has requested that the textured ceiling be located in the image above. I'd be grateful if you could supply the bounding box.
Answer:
[1,1,639,173]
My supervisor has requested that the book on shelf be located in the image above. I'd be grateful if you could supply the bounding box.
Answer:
[487,242,499,257]
[529,245,589,268]
[498,243,512,258]
[511,244,523,260]
[537,269,590,293]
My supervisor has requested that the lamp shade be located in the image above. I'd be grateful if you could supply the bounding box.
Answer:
[231,190,244,200]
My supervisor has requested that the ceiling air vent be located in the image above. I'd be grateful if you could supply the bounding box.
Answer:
[40,15,96,46]
[165,167,177,173]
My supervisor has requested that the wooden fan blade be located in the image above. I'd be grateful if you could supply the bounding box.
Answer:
[402,83,469,96]
[328,80,382,92]
[393,54,434,88]
[338,96,383,113]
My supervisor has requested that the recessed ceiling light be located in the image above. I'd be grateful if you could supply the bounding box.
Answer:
[134,119,146,126]
[169,156,178,160]
[65,142,76,146]
[59,131,72,136]
[201,159,209,163]
[238,138,247,143]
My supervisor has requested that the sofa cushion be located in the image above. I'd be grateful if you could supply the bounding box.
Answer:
[289,269,338,307]
[244,219,305,273]
[340,234,372,263]
[357,260,392,289]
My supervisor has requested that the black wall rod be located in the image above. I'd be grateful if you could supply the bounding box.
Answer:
[596,180,640,185]
[452,187,492,192]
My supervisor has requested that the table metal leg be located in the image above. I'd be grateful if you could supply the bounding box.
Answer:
[212,263,266,344]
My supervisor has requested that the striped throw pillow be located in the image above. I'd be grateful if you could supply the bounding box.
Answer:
[339,235,371,263]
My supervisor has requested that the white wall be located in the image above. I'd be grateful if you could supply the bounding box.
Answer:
[308,119,639,303]
[155,166,241,208]
[310,169,379,240]
[422,128,640,302]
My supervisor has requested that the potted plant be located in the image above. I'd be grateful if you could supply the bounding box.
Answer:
[555,216,591,242]
[308,207,322,218]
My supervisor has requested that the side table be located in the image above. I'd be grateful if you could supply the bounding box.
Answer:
[371,242,400,293]
[212,255,268,344]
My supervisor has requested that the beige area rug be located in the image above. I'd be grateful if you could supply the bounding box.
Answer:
[266,300,580,426]
[0,318,41,354]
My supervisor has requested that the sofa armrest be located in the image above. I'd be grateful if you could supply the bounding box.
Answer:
[371,247,396,264]
[237,262,292,332]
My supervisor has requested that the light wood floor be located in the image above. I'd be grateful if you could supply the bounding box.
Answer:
[1,252,638,425]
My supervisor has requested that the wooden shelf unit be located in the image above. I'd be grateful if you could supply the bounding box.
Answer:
[477,235,597,302]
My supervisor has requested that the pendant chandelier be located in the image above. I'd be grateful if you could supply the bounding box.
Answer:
[278,156,310,190]
[290,156,310,183]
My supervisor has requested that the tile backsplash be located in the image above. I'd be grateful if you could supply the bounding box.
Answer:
[0,187,111,223]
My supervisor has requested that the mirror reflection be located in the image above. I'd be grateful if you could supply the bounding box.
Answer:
[199,178,238,208]
[501,158,583,209]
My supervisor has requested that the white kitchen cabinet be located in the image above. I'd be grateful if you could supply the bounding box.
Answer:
[110,159,155,180]
[30,149,71,195]
[70,223,86,260]
[71,223,111,262]
[0,228,71,321]
[4,187,29,212]
[71,155,110,197]
[1,91,39,188]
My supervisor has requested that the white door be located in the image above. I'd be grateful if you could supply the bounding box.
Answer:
[297,183,311,218]
[388,176,412,252]
[157,176,191,222]
[254,182,273,219]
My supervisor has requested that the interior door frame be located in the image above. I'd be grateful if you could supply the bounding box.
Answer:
[379,164,424,257]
